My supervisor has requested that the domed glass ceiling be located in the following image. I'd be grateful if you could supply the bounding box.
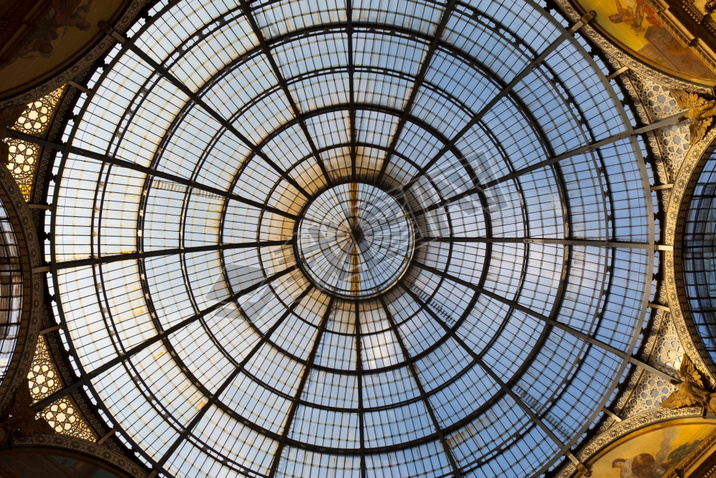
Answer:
[45,0,656,476]
[0,195,23,385]
[683,154,716,364]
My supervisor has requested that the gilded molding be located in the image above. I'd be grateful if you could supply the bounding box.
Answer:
[681,0,704,22]
[651,3,696,48]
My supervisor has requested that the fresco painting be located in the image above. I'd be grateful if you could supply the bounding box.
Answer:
[576,0,716,83]
[0,0,126,96]
[586,418,716,477]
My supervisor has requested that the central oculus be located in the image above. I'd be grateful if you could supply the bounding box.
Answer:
[296,182,415,299]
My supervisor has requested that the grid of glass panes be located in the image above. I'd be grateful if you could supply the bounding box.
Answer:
[48,0,655,476]
[296,183,414,298]
[0,195,22,384]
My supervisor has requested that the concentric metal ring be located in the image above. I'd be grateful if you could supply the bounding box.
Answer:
[296,183,414,298]
[44,1,656,476]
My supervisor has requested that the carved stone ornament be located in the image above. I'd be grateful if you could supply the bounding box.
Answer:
[617,69,684,197]
[552,0,714,94]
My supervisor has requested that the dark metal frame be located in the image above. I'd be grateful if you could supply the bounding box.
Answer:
[25,0,660,476]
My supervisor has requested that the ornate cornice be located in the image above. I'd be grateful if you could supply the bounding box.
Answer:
[650,2,716,78]
[652,0,716,69]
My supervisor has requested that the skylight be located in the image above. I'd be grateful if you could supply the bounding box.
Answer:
[45,1,656,476]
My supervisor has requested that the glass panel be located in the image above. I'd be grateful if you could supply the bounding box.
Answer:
[46,1,655,476]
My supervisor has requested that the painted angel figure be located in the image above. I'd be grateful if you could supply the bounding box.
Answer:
[661,354,716,414]
[672,90,716,145]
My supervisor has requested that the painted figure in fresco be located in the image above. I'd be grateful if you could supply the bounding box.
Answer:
[0,0,93,68]
[27,0,93,57]
[632,0,659,32]
[608,0,658,32]
[606,0,715,79]
[608,0,636,26]
[611,453,665,478]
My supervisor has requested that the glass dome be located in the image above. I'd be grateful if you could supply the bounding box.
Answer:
[46,0,656,476]
[682,153,716,365]
[0,195,23,385]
